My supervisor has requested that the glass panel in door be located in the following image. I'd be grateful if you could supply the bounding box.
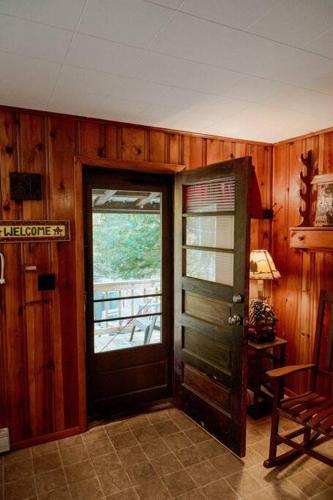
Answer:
[92,189,163,352]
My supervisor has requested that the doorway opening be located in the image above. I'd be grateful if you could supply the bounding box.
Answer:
[84,169,173,419]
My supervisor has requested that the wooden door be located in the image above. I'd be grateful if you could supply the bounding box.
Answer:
[84,169,173,418]
[174,157,252,456]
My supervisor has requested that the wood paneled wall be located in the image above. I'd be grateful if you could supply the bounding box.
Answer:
[0,107,272,448]
[273,131,333,393]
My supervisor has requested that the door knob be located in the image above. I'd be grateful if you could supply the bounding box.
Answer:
[232,294,243,303]
[228,314,242,326]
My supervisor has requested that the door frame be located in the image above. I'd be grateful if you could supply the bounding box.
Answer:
[73,156,185,432]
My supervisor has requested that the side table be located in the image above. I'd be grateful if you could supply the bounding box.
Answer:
[247,336,287,419]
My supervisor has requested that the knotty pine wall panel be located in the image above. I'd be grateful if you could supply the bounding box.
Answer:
[0,106,272,447]
[273,132,333,393]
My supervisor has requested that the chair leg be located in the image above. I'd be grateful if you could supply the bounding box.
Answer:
[130,325,136,341]
[264,407,280,468]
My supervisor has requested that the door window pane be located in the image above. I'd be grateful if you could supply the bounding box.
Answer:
[94,313,161,353]
[92,189,162,352]
[186,215,234,249]
[186,249,234,286]
[184,177,235,213]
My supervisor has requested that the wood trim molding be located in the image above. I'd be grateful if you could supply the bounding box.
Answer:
[12,426,82,451]
[74,155,180,432]
[274,125,333,145]
[76,155,185,174]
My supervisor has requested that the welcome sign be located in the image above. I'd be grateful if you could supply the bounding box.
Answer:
[0,220,70,243]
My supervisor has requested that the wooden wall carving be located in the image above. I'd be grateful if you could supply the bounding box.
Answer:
[0,107,272,448]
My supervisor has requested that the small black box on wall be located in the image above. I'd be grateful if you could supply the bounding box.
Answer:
[38,274,56,291]
[10,172,42,200]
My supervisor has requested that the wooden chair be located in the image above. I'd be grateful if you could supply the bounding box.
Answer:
[264,290,333,468]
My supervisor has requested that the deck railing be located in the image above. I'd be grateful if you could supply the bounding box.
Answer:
[93,278,161,328]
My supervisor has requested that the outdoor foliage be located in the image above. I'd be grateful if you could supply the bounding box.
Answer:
[93,213,161,281]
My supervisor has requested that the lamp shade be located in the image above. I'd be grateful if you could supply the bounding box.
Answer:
[249,250,281,280]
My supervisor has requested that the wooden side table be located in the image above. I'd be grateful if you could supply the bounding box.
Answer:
[247,336,287,419]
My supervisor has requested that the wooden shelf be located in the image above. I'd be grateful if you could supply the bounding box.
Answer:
[290,227,333,251]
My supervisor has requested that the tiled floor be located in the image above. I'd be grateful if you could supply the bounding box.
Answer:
[1,408,333,499]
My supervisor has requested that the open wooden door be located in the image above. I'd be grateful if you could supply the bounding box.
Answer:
[174,157,252,457]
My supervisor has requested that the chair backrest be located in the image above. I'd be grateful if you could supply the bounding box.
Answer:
[313,290,333,396]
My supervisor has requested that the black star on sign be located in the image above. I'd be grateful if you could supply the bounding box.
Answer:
[53,226,63,235]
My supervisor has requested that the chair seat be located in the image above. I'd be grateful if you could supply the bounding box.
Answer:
[280,392,333,435]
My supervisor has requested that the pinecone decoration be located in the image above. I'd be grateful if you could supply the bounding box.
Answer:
[249,299,277,343]
[249,299,276,326]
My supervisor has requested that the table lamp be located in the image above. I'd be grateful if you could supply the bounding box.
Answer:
[249,249,280,343]
[249,249,281,300]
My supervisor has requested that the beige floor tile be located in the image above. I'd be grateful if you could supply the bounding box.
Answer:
[69,476,103,499]
[246,463,284,488]
[3,449,32,465]
[166,408,183,418]
[4,459,33,483]
[176,489,206,500]
[35,468,67,496]
[105,421,131,437]
[239,446,264,468]
[310,462,333,486]
[172,414,196,431]
[126,462,157,486]
[210,452,244,477]
[33,451,61,474]
[6,407,332,500]
[4,477,36,500]
[150,452,183,477]
[83,426,108,443]
[186,459,221,486]
[135,477,170,499]
[92,452,123,474]
[195,438,228,459]
[128,415,150,431]
[310,488,333,500]
[225,470,262,497]
[162,470,196,497]
[85,436,114,457]
[39,486,72,500]
[147,412,171,425]
[109,431,138,450]
[57,434,83,449]
[140,437,170,459]
[288,469,327,497]
[133,425,160,444]
[98,468,131,495]
[164,432,192,452]
[64,459,95,483]
[201,478,238,499]
[31,442,58,458]
[106,487,139,499]
[154,421,180,437]
[184,427,211,444]
[60,442,89,465]
[244,481,305,500]
[175,445,206,467]
[249,438,271,459]
[117,445,148,467]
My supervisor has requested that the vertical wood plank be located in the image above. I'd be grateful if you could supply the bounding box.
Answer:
[120,127,145,161]
[79,121,106,158]
[149,130,166,163]
[0,111,31,442]
[48,117,78,429]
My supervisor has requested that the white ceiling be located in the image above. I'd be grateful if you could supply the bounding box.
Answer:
[1,0,333,142]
